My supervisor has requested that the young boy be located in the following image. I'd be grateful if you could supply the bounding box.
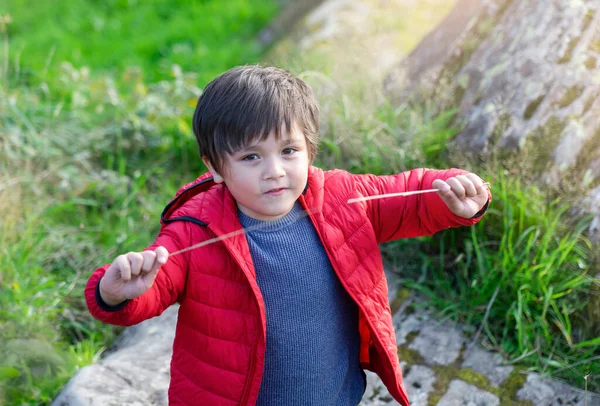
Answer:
[85,65,491,406]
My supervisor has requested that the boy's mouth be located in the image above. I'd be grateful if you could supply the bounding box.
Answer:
[265,187,287,195]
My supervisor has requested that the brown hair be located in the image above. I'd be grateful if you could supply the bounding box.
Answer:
[192,65,319,173]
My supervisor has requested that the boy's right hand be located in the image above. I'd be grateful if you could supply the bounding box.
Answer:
[99,246,168,306]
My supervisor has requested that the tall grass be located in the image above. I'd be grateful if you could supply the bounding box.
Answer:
[0,76,179,401]
[382,172,598,390]
[0,180,119,404]
[0,73,203,403]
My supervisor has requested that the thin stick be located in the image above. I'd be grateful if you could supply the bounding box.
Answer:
[348,188,440,203]
[347,182,491,204]
[169,207,320,257]
[170,226,259,257]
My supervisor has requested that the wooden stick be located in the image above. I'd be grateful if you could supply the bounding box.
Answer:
[169,207,320,257]
[348,188,440,203]
[347,182,491,204]
[169,226,259,257]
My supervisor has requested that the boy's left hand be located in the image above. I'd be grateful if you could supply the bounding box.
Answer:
[432,173,489,219]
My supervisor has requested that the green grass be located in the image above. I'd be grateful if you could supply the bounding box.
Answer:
[0,137,187,403]
[2,0,277,86]
[382,173,598,391]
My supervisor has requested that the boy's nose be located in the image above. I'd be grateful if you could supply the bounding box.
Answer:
[263,158,286,180]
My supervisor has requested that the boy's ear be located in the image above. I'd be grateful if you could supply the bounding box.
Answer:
[201,156,224,183]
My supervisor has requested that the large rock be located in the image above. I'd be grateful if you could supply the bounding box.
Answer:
[385,0,600,241]
[266,0,458,85]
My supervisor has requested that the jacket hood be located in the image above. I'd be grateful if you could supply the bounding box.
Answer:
[160,172,217,227]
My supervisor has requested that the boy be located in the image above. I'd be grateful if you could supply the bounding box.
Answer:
[85,65,491,406]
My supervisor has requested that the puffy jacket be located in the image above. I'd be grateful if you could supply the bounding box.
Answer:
[85,166,490,405]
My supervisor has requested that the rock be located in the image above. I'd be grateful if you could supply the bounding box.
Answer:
[462,344,513,386]
[361,370,395,405]
[384,0,600,241]
[394,310,429,346]
[408,322,465,366]
[437,379,500,406]
[581,185,600,244]
[387,0,600,159]
[258,0,325,47]
[51,306,177,406]
[402,365,436,406]
[53,288,600,405]
[267,0,458,86]
[517,373,600,406]
[384,0,497,103]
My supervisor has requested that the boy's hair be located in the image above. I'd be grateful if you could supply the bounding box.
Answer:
[192,65,320,174]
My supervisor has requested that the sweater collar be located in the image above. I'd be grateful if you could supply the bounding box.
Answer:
[237,201,306,232]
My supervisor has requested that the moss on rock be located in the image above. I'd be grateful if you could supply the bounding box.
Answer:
[584,56,597,69]
[455,366,490,388]
[397,342,425,366]
[558,36,580,64]
[397,338,535,406]
[583,93,597,113]
[390,288,412,314]
[433,1,514,111]
[427,365,494,405]
[523,116,566,174]
[583,9,595,32]
[572,126,600,189]
[558,85,585,109]
[426,365,533,405]
[427,365,453,405]
[498,368,531,406]
[523,95,545,120]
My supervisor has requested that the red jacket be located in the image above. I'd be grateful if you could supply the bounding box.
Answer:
[85,166,489,405]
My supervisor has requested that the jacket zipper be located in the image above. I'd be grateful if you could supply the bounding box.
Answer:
[239,335,259,405]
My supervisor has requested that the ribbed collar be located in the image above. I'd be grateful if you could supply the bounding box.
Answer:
[237,201,306,233]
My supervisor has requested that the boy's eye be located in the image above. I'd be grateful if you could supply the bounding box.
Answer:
[282,147,297,155]
[241,154,259,161]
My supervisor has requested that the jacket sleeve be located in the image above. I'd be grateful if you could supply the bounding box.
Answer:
[352,168,492,243]
[84,222,189,326]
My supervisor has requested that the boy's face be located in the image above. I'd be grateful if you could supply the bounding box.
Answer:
[204,125,310,221]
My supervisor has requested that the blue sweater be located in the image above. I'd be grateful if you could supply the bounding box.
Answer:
[238,202,365,405]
